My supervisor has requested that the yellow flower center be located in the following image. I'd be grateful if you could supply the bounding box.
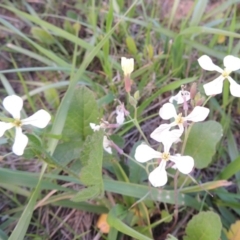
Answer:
[13,119,22,127]
[175,113,184,124]
[222,68,231,78]
[162,152,170,161]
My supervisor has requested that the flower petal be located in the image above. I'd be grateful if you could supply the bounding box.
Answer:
[103,136,112,154]
[135,144,161,162]
[3,95,23,119]
[116,109,125,125]
[170,155,194,174]
[161,129,184,152]
[12,127,28,156]
[0,122,14,137]
[203,75,225,96]
[150,124,171,142]
[228,76,240,97]
[149,161,168,187]
[198,55,223,73]
[185,106,210,122]
[223,55,240,72]
[169,90,190,104]
[121,57,134,76]
[159,103,177,119]
[22,110,51,128]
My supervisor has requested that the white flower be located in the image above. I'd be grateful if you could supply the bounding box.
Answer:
[116,108,125,125]
[103,136,112,154]
[198,55,240,97]
[0,95,51,156]
[121,57,134,76]
[150,103,209,143]
[90,123,101,132]
[169,90,190,104]
[135,142,194,187]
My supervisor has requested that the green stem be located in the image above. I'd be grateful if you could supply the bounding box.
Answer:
[122,152,147,171]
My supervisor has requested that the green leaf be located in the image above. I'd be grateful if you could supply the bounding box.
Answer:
[80,130,104,185]
[63,86,100,140]
[71,130,104,202]
[44,86,60,109]
[218,156,240,180]
[31,27,55,45]
[71,185,101,202]
[53,140,82,167]
[129,141,148,184]
[183,211,222,240]
[184,121,223,169]
[107,205,152,240]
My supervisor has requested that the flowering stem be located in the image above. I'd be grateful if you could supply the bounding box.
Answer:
[203,95,212,106]
[181,123,193,155]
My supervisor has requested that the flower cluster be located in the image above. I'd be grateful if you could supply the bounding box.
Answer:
[0,95,51,156]
[123,54,240,187]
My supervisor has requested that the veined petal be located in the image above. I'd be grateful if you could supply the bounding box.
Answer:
[116,109,125,125]
[103,136,112,154]
[3,95,23,119]
[0,122,14,137]
[198,55,223,73]
[12,127,28,156]
[170,155,194,174]
[185,106,210,122]
[149,161,167,187]
[227,76,240,97]
[224,55,240,72]
[135,144,161,162]
[203,75,225,96]
[22,110,51,128]
[150,124,171,142]
[169,90,190,104]
[159,103,177,119]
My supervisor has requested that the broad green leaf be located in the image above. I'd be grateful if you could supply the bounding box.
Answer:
[53,140,82,166]
[107,205,152,240]
[80,130,104,185]
[63,86,100,139]
[70,130,104,202]
[184,211,222,240]
[184,121,223,169]
[71,185,101,202]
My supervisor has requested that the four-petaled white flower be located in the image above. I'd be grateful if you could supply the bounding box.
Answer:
[150,103,209,143]
[198,55,240,97]
[121,57,134,76]
[135,141,194,187]
[169,90,191,104]
[0,95,51,156]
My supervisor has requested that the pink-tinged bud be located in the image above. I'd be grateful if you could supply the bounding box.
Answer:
[124,75,132,93]
[190,82,197,99]
[196,97,205,106]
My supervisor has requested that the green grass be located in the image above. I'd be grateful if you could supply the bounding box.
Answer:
[0,0,240,239]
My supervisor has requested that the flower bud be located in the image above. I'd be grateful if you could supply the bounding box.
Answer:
[121,57,134,76]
